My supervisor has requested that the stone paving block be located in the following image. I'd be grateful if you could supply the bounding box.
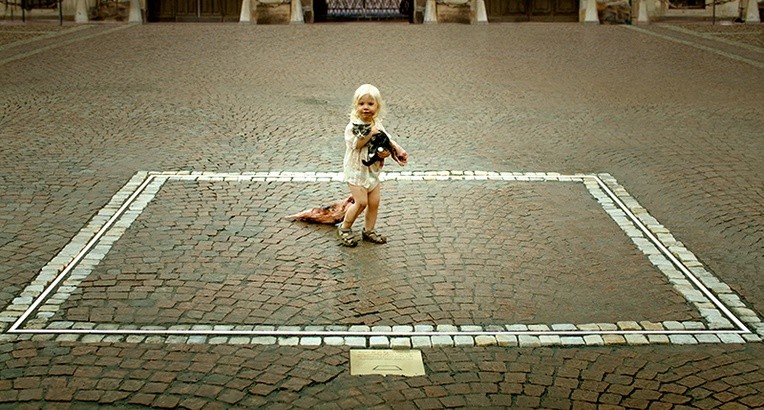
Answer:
[411,336,432,348]
[453,336,474,347]
[695,334,721,344]
[624,334,649,345]
[717,333,746,344]
[436,325,458,333]
[663,321,684,330]
[474,335,497,346]
[187,335,208,344]
[345,337,367,348]
[369,336,390,348]
[299,337,322,346]
[323,337,345,346]
[639,321,663,331]
[393,325,414,333]
[668,335,699,345]
[539,335,561,346]
[278,337,300,346]
[602,335,627,345]
[391,338,411,349]
[560,336,586,346]
[583,335,605,345]
[647,335,671,344]
[617,321,642,331]
[518,336,542,347]
[251,337,277,345]
[431,336,453,347]
[551,323,577,331]
[492,334,515,347]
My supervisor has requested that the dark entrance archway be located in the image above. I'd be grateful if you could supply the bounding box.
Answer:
[484,0,579,21]
[147,0,242,21]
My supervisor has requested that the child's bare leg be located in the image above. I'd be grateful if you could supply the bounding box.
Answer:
[362,185,386,244]
[341,184,368,230]
[363,184,381,232]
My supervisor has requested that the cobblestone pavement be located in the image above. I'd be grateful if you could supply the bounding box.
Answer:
[1,20,763,408]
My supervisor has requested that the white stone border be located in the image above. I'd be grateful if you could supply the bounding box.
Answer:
[1,170,762,347]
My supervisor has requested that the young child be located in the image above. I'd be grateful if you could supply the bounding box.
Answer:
[337,84,408,247]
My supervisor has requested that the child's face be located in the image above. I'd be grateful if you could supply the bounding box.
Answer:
[355,94,377,123]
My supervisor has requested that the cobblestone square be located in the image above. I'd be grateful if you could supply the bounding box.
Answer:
[0,20,762,408]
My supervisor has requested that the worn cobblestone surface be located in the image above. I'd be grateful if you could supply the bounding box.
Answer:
[665,22,764,48]
[0,20,763,408]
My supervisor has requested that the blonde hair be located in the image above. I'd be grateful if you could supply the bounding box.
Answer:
[349,84,385,122]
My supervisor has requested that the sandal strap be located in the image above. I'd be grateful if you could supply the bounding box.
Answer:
[337,227,358,246]
[362,229,387,243]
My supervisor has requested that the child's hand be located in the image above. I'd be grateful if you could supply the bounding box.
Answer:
[393,143,408,166]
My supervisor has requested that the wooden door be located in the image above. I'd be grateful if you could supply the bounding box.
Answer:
[485,0,578,21]
[147,0,241,22]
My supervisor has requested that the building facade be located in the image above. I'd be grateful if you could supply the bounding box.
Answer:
[0,0,759,24]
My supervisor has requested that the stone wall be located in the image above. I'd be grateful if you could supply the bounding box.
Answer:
[436,0,473,23]
[94,0,129,21]
[597,0,631,23]
[255,0,291,23]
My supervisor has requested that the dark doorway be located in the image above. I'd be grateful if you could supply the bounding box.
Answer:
[484,0,579,21]
[147,0,241,21]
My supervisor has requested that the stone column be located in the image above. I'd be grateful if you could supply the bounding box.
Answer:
[475,0,488,23]
[744,0,760,24]
[637,0,649,24]
[240,0,253,22]
[290,0,304,23]
[583,0,599,24]
[128,0,142,22]
[75,0,89,22]
[424,0,437,23]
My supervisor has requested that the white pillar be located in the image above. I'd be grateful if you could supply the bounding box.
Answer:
[637,0,649,24]
[290,0,304,23]
[75,0,89,22]
[424,0,437,23]
[744,0,760,24]
[475,0,488,23]
[240,0,252,22]
[128,0,142,22]
[583,0,598,24]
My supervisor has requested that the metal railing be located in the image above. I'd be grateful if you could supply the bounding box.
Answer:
[326,0,410,19]
[1,0,61,22]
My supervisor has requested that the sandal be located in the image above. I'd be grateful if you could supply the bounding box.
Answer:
[337,227,358,247]
[362,229,387,244]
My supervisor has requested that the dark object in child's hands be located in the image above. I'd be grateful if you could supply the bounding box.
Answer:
[362,130,398,167]
[352,123,372,138]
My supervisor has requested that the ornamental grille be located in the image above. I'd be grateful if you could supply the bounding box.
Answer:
[326,0,410,19]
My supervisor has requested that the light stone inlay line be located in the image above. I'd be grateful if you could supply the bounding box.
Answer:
[1,170,761,347]
[0,24,135,67]
[660,24,764,55]
[624,25,764,69]
[0,25,92,53]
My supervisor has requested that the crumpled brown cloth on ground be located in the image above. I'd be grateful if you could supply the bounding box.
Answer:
[284,195,354,225]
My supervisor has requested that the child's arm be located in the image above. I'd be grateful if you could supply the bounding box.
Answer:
[390,140,408,166]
